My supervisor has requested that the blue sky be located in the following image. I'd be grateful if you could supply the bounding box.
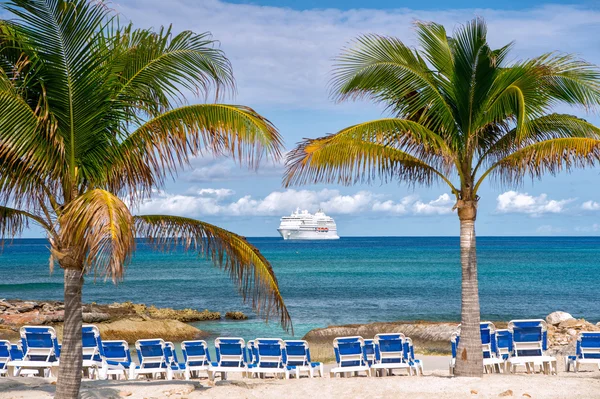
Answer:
[17,0,600,237]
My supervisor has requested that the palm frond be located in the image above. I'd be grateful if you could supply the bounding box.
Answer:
[135,215,292,332]
[284,123,457,191]
[330,34,457,136]
[0,206,30,243]
[59,189,135,281]
[3,0,115,188]
[110,104,282,198]
[481,114,600,163]
[478,138,600,191]
[534,52,600,109]
[113,24,234,117]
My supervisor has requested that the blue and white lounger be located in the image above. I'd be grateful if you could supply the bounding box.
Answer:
[81,325,104,379]
[330,336,371,378]
[133,339,169,380]
[0,340,10,376]
[102,340,136,380]
[7,326,60,377]
[506,319,557,375]
[164,342,186,380]
[566,332,600,372]
[449,332,459,375]
[450,322,503,375]
[363,339,377,366]
[208,337,248,381]
[403,337,424,375]
[495,329,513,361]
[370,333,412,377]
[246,340,257,365]
[181,340,211,380]
[283,340,323,378]
[480,322,505,373]
[248,338,289,379]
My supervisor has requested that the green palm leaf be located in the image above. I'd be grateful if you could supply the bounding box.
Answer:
[135,215,292,332]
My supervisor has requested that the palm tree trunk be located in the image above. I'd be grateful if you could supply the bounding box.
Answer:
[55,267,83,399]
[454,200,483,377]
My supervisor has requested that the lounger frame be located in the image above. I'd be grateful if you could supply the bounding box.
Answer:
[330,336,371,378]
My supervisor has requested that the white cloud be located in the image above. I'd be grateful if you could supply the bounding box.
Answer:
[135,188,453,218]
[114,1,600,109]
[581,200,600,211]
[412,193,454,215]
[372,193,454,215]
[496,191,575,216]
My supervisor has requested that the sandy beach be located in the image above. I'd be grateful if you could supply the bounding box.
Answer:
[1,356,599,399]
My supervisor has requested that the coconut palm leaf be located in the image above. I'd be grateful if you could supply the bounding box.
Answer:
[480,138,600,189]
[0,205,33,241]
[58,189,135,281]
[109,104,281,198]
[331,34,457,136]
[135,215,292,332]
[113,24,234,117]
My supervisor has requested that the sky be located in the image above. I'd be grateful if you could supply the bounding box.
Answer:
[17,0,600,237]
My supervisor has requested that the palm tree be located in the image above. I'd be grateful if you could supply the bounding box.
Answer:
[0,0,290,397]
[284,19,600,376]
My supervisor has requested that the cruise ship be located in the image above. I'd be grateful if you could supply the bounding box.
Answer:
[277,208,339,240]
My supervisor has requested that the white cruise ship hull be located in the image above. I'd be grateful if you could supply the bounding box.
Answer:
[278,229,339,240]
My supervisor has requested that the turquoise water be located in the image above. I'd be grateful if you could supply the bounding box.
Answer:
[0,237,598,341]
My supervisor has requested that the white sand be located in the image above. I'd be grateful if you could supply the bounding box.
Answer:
[1,356,599,399]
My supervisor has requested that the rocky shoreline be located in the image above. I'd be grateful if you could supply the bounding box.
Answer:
[303,311,600,357]
[0,299,246,343]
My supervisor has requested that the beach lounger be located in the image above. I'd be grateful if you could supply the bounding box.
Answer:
[248,338,289,379]
[449,323,503,375]
[7,326,60,378]
[247,340,257,365]
[363,339,377,366]
[495,329,513,361]
[566,332,600,372]
[283,340,323,378]
[133,339,169,380]
[164,341,186,379]
[480,322,505,373]
[81,325,104,379]
[449,332,459,375]
[0,340,10,376]
[6,343,37,377]
[506,319,557,375]
[208,337,248,381]
[330,336,371,378]
[102,340,136,380]
[403,337,424,376]
[370,333,412,377]
[181,340,211,380]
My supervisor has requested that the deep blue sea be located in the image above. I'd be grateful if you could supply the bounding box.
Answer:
[1,237,598,341]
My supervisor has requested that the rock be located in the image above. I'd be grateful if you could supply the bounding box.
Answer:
[558,319,584,329]
[82,312,111,323]
[546,311,573,326]
[118,391,132,397]
[471,389,478,395]
[303,320,458,353]
[523,394,531,398]
[499,390,513,397]
[13,302,37,313]
[225,311,248,320]
[96,318,207,343]
[567,329,578,337]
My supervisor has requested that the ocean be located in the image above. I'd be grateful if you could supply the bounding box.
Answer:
[1,237,598,341]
